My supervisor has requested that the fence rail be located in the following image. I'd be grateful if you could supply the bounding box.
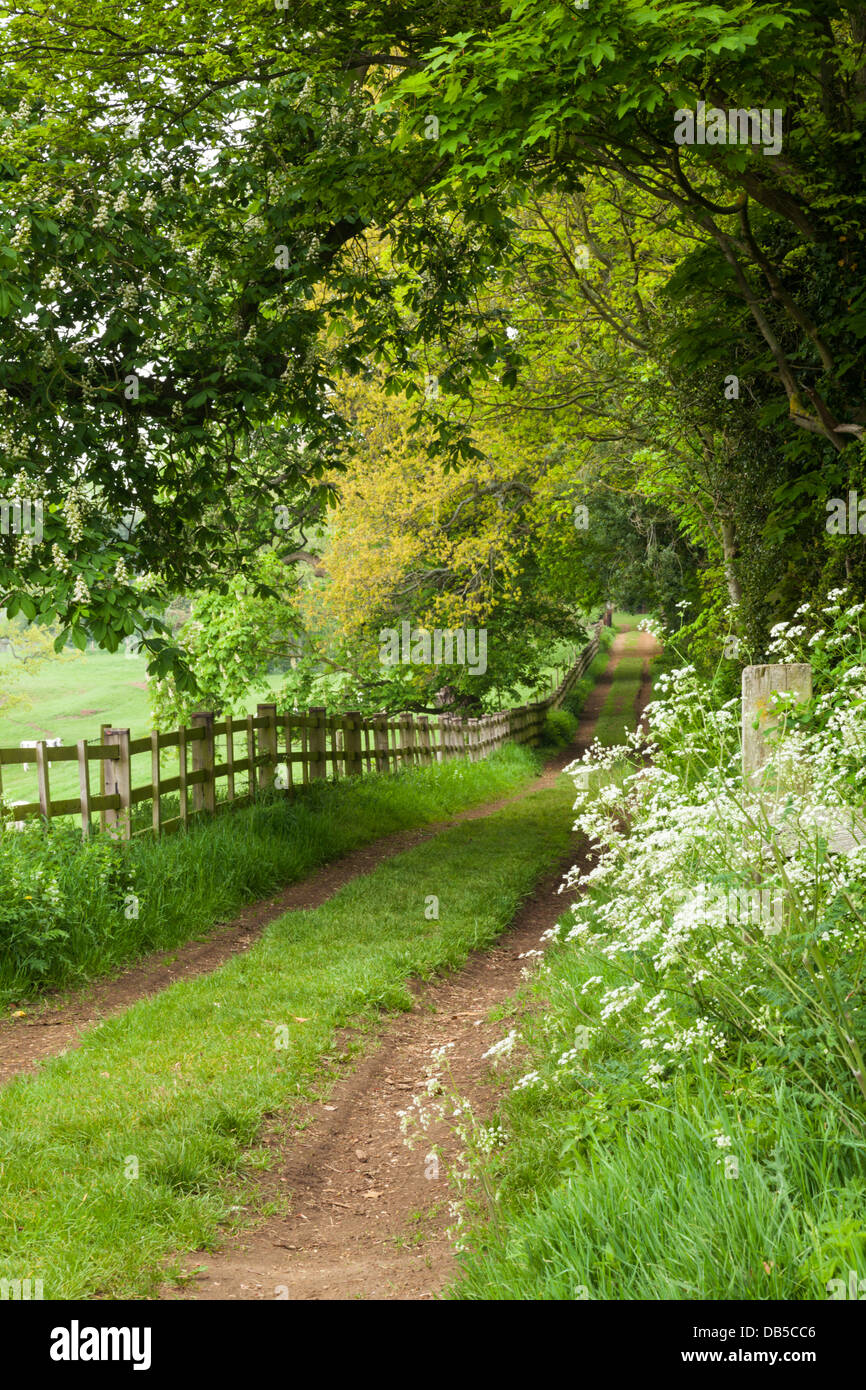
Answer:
[0,606,612,841]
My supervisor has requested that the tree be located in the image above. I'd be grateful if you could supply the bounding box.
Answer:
[0,2,512,671]
[394,0,866,451]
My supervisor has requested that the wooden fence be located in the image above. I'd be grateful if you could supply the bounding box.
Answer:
[0,606,612,841]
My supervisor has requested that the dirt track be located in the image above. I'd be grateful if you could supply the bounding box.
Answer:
[159,627,658,1301]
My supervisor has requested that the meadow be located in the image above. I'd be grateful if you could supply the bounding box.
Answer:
[0,649,280,807]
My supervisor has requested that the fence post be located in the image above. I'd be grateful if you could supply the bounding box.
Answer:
[309,706,327,781]
[35,740,51,823]
[257,702,278,791]
[361,711,375,778]
[178,725,189,826]
[344,710,363,776]
[372,712,389,773]
[103,727,132,841]
[77,738,92,838]
[150,730,162,837]
[281,713,293,791]
[244,715,256,798]
[436,716,447,762]
[99,723,110,833]
[225,719,236,803]
[409,713,421,767]
[742,664,812,784]
[192,710,216,813]
[465,717,477,761]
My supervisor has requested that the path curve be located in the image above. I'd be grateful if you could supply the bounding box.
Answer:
[0,629,643,1088]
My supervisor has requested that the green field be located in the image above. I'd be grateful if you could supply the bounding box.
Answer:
[0,651,280,808]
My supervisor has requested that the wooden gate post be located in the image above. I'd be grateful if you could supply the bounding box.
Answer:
[103,727,132,841]
[191,710,216,813]
[742,664,812,783]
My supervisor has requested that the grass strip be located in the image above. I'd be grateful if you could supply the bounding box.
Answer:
[0,774,577,1299]
[559,640,616,725]
[0,744,543,1004]
[592,654,645,748]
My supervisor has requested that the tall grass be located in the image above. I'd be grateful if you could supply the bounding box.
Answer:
[453,1062,866,1300]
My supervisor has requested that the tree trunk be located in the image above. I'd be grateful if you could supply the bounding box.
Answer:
[720,518,742,608]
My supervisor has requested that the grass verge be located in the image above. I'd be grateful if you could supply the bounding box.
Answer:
[448,628,866,1303]
[560,639,615,726]
[448,936,866,1300]
[0,773,577,1299]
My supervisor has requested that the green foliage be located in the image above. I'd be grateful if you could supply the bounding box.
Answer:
[3,0,864,681]
[449,613,866,1301]
[0,827,133,982]
[542,706,577,748]
[148,552,304,729]
[452,1063,866,1300]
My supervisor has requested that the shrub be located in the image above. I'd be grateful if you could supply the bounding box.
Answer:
[543,707,578,747]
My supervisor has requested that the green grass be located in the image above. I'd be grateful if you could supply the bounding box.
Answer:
[611,611,644,633]
[0,773,577,1299]
[560,639,616,723]
[0,744,545,1005]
